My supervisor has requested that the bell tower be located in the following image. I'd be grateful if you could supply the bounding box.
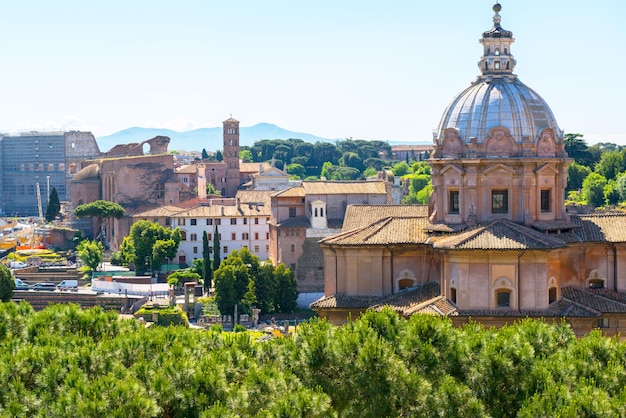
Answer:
[223,117,240,197]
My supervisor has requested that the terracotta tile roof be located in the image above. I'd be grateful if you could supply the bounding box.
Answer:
[174,201,271,218]
[302,181,387,195]
[320,216,430,246]
[310,294,386,309]
[531,220,578,232]
[561,287,626,313]
[175,164,198,174]
[235,190,273,207]
[240,162,271,173]
[370,282,457,316]
[271,187,305,198]
[570,213,626,243]
[133,205,185,218]
[274,217,310,228]
[342,205,428,232]
[433,219,567,250]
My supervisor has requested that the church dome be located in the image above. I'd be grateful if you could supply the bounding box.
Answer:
[436,3,562,145]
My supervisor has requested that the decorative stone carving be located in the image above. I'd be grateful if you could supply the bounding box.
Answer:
[536,129,556,157]
[442,128,463,157]
[485,127,515,157]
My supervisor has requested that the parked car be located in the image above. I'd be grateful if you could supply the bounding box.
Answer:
[8,261,27,269]
[57,280,78,292]
[32,282,56,291]
[14,278,29,290]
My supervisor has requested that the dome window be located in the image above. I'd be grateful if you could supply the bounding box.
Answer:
[495,48,500,56]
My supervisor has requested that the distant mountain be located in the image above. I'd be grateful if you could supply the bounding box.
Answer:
[96,123,338,153]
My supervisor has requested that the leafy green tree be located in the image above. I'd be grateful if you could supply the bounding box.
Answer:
[215,150,223,161]
[604,181,621,206]
[254,263,277,314]
[363,157,385,170]
[391,161,411,176]
[206,182,220,195]
[274,263,298,313]
[567,161,592,191]
[128,220,181,273]
[286,163,306,179]
[239,149,253,162]
[45,187,61,222]
[201,148,209,159]
[74,200,125,246]
[167,269,201,287]
[408,174,431,195]
[202,231,212,293]
[213,265,237,317]
[564,133,593,166]
[416,183,433,204]
[0,264,14,302]
[339,152,365,172]
[595,150,625,181]
[77,239,103,276]
[213,224,221,271]
[582,172,608,207]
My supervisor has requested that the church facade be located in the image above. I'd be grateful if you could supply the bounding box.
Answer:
[312,4,626,337]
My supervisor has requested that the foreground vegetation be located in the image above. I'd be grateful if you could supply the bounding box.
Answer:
[1,302,626,417]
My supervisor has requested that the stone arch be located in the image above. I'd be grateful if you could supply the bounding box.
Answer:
[586,269,606,289]
[485,127,516,157]
[395,269,417,293]
[536,128,556,157]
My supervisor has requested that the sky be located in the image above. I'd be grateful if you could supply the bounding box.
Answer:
[0,1,624,145]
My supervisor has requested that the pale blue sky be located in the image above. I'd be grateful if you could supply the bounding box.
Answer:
[0,1,624,144]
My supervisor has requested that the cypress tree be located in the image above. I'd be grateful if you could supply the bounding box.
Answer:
[213,224,221,272]
[45,187,61,222]
[202,231,212,292]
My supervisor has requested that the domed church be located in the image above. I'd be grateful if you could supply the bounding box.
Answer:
[312,4,626,336]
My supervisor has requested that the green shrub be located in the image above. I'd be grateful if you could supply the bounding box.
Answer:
[233,323,246,333]
[134,306,188,326]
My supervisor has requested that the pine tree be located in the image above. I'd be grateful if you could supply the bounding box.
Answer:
[201,148,209,159]
[45,187,61,222]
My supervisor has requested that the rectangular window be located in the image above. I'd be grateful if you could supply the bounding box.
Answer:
[153,218,158,223]
[208,233,212,240]
[254,232,259,240]
[230,218,237,225]
[231,233,236,240]
[496,291,510,307]
[242,233,249,240]
[218,234,222,240]
[494,60,501,70]
[165,218,171,226]
[209,246,213,254]
[491,190,508,214]
[449,190,460,214]
[290,244,295,253]
[179,218,186,226]
[243,218,248,225]
[190,219,197,226]
[329,207,337,218]
[254,218,259,224]
[190,233,197,241]
[206,219,212,225]
[254,245,260,253]
[193,246,198,254]
[223,246,228,254]
[266,245,269,253]
[598,318,610,328]
[541,189,551,212]
[266,233,269,240]
[216,219,221,226]
[289,207,296,218]
[290,263,296,271]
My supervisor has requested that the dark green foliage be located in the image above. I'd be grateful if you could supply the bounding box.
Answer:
[74,200,125,220]
[45,187,61,222]
[201,148,209,159]
[567,161,592,191]
[215,150,223,161]
[1,307,626,416]
[274,263,298,313]
[212,224,221,271]
[0,265,15,302]
[128,220,181,273]
[202,231,212,292]
[582,172,608,207]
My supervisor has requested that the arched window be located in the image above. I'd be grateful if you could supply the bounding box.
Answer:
[180,231,187,241]
[589,279,604,289]
[451,287,457,304]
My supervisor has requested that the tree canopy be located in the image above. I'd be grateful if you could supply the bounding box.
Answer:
[74,200,125,220]
[45,187,61,222]
[0,265,14,302]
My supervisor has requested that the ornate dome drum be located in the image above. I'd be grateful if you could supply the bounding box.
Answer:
[428,3,570,228]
